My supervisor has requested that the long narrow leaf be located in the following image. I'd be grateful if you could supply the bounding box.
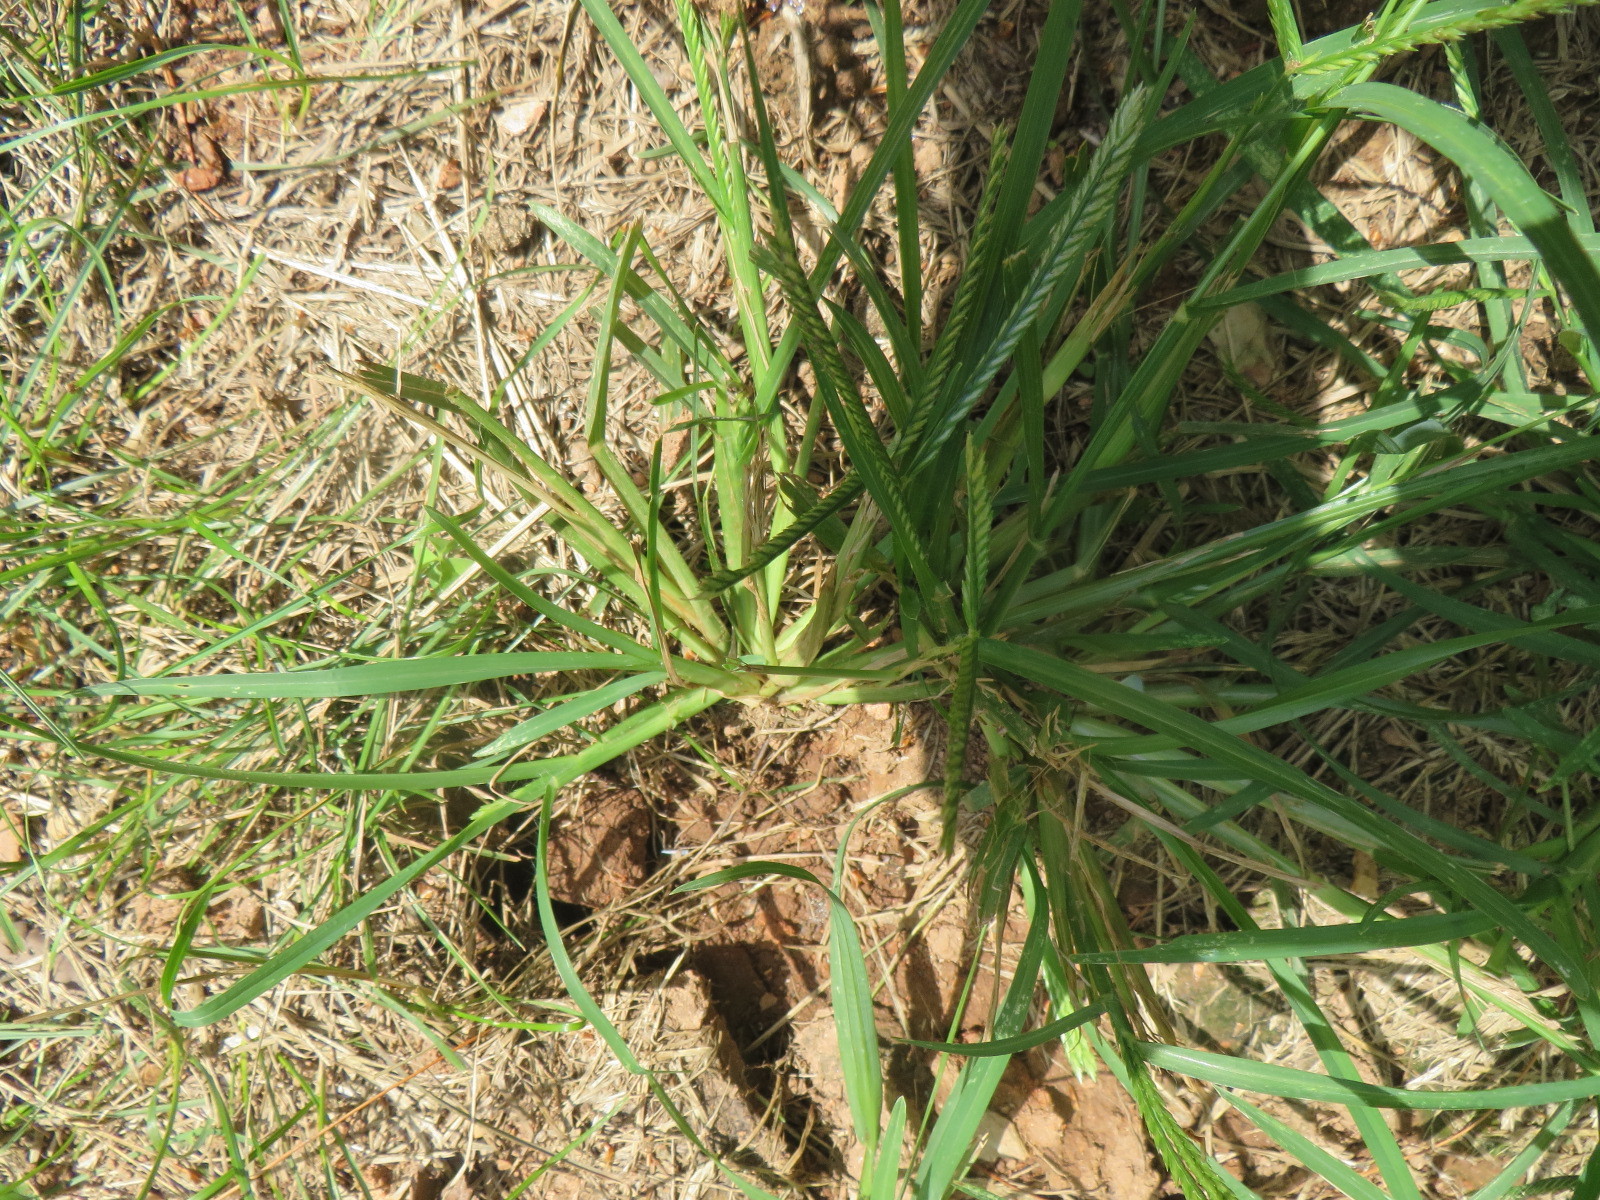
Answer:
[87,652,638,699]
[1144,1042,1600,1109]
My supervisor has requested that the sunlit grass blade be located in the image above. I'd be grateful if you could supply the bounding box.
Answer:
[1469,1105,1581,1200]
[1144,1042,1600,1109]
[84,651,639,698]
[1071,910,1495,963]
[870,1096,907,1200]
[1328,82,1600,349]
[743,55,943,615]
[0,67,473,157]
[677,861,882,1159]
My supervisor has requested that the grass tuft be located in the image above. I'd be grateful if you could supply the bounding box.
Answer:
[9,0,1600,1194]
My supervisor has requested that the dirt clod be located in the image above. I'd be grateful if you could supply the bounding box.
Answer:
[475,205,538,256]
[661,971,789,1169]
[993,1069,1162,1199]
[546,788,653,908]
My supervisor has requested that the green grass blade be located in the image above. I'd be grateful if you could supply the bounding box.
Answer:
[1144,1042,1600,1109]
[170,799,523,1027]
[1329,82,1600,349]
[911,878,1048,1200]
[86,652,641,699]
[570,0,717,197]
[424,506,657,659]
[909,90,1149,476]
[1223,1093,1388,1200]
[869,1095,907,1200]
[1200,234,1599,309]
[897,1000,1106,1057]
[1071,910,1495,963]
[1470,1105,1579,1200]
[474,672,668,759]
[980,639,1595,999]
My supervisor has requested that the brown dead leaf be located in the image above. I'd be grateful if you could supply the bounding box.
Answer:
[0,808,22,864]
[1350,849,1380,900]
[545,788,652,908]
[1208,302,1276,388]
[178,129,227,193]
[178,165,224,192]
[495,98,548,140]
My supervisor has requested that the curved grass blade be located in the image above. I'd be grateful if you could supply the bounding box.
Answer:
[570,0,715,197]
[1006,435,1600,627]
[91,685,726,793]
[1492,28,1594,236]
[897,1000,1107,1057]
[474,672,668,759]
[0,68,469,157]
[160,878,222,1009]
[1198,234,1600,310]
[425,506,657,660]
[1328,82,1600,348]
[1091,605,1600,751]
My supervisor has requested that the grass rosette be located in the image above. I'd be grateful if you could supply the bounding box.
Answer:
[45,0,1600,1194]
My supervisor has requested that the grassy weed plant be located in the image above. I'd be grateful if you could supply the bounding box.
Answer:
[17,0,1600,1193]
